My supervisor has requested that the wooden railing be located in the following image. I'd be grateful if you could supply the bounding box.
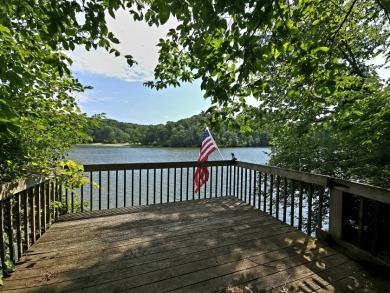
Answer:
[0,175,63,272]
[1,160,389,275]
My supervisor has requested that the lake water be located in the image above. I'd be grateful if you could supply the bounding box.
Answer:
[67,145,271,165]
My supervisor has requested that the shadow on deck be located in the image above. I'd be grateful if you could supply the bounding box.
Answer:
[1,197,389,292]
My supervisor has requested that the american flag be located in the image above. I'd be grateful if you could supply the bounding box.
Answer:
[194,129,218,192]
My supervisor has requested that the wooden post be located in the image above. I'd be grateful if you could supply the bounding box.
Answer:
[329,189,343,239]
[6,198,15,263]
[0,200,7,271]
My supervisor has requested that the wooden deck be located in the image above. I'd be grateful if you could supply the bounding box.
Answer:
[1,197,389,293]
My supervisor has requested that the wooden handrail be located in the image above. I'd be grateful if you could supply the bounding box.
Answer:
[0,175,46,201]
[82,160,234,171]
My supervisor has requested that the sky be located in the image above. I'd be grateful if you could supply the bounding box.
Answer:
[69,11,210,125]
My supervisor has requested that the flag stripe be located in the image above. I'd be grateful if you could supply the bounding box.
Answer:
[194,129,218,192]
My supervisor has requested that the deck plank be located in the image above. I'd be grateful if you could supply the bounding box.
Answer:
[0,197,389,292]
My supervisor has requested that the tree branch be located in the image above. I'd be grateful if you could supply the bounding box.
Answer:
[327,0,358,44]
[376,0,390,23]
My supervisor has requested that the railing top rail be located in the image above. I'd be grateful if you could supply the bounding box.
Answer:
[0,175,46,201]
[237,161,390,204]
[236,161,329,186]
[82,160,235,172]
[331,177,390,204]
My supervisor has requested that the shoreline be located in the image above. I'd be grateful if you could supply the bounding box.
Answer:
[75,143,134,147]
[74,143,270,148]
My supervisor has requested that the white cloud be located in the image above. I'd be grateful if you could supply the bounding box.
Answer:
[75,92,92,104]
[75,91,113,104]
[68,10,178,82]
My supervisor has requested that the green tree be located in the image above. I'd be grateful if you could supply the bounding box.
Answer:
[1,0,389,188]
[142,0,390,186]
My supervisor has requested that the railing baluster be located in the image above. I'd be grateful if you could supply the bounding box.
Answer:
[53,182,57,219]
[167,169,170,203]
[56,181,61,219]
[298,183,303,231]
[317,186,324,229]
[223,165,226,197]
[160,169,163,204]
[192,167,195,200]
[275,176,280,220]
[124,170,127,208]
[239,167,242,198]
[290,180,295,227]
[203,167,207,199]
[90,171,93,211]
[240,167,244,200]
[269,174,274,215]
[283,177,287,223]
[154,169,157,204]
[248,169,252,205]
[197,167,201,199]
[39,182,45,236]
[51,182,55,224]
[116,170,119,208]
[307,184,313,235]
[31,185,36,244]
[244,168,248,202]
[37,183,42,237]
[139,169,142,206]
[358,197,364,247]
[174,168,177,202]
[98,171,102,210]
[232,166,236,197]
[81,183,84,213]
[372,202,381,253]
[43,184,48,232]
[131,170,134,206]
[252,171,257,207]
[235,167,239,198]
[71,184,75,214]
[210,166,213,198]
[228,165,232,196]
[146,169,150,205]
[6,198,15,263]
[0,200,6,271]
[263,173,267,211]
[215,166,218,197]
[258,172,262,210]
[186,167,190,200]
[107,171,111,209]
[24,188,30,250]
[16,192,22,259]
[180,168,183,202]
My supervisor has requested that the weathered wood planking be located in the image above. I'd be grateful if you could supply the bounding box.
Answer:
[1,197,389,293]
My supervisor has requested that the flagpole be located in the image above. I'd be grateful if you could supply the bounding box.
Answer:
[206,127,225,160]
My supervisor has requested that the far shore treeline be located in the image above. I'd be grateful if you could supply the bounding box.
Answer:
[85,113,269,148]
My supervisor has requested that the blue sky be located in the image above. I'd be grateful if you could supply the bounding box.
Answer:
[74,73,210,125]
[69,12,210,125]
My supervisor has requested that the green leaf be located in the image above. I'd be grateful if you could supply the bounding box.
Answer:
[0,24,10,33]
[313,46,329,54]
[312,19,320,25]
[271,46,280,59]
[159,5,170,25]
[108,9,116,19]
[110,37,120,44]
